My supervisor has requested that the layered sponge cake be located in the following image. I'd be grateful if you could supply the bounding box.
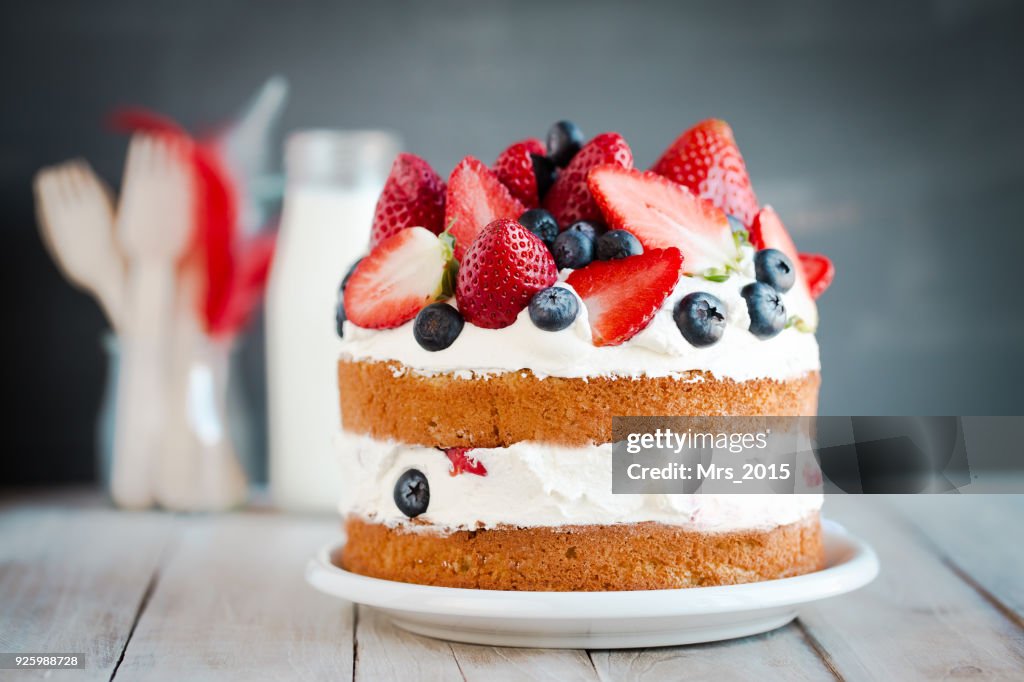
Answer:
[335,120,834,591]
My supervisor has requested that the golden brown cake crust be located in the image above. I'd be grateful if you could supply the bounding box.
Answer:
[340,514,824,591]
[338,359,820,448]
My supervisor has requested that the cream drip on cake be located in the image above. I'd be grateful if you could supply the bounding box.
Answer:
[339,245,820,381]
[338,433,823,534]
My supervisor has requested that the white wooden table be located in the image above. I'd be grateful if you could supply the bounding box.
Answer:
[1,490,1022,680]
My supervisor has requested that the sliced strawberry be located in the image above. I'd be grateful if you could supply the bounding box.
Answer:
[798,253,834,299]
[369,153,446,248]
[588,166,736,275]
[344,227,457,329]
[444,447,487,477]
[494,138,545,208]
[651,119,759,227]
[751,206,818,326]
[455,218,557,329]
[750,205,796,255]
[445,157,526,261]
[543,132,633,226]
[566,248,683,347]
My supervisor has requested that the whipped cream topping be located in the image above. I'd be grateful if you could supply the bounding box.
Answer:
[338,433,823,534]
[339,245,820,381]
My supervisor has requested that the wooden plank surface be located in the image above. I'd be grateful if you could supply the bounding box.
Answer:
[590,624,837,681]
[885,494,1024,623]
[113,514,352,682]
[798,495,1024,679]
[354,606,464,681]
[448,641,598,682]
[0,506,173,681]
[2,490,1024,681]
[354,605,600,682]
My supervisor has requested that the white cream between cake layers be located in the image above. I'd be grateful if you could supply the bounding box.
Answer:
[338,244,820,382]
[337,432,824,535]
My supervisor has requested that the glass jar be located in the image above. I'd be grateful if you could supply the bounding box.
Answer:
[98,332,252,510]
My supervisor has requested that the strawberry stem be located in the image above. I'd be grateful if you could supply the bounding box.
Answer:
[437,231,459,299]
[787,315,816,333]
[732,227,752,250]
[699,260,743,283]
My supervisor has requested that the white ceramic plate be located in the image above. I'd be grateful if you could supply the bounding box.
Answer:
[306,518,878,648]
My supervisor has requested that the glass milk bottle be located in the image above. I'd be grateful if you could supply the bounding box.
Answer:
[266,130,399,511]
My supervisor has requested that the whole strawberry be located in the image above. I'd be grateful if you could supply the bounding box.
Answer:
[651,119,758,227]
[370,153,447,247]
[494,138,546,207]
[455,218,557,329]
[543,132,633,226]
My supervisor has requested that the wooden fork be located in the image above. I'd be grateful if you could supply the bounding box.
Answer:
[110,134,194,509]
[33,160,125,329]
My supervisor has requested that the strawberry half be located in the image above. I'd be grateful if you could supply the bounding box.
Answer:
[344,226,457,329]
[455,218,557,329]
[445,156,526,262]
[370,153,447,248]
[566,248,683,347]
[651,119,759,227]
[494,138,545,208]
[798,253,834,299]
[543,132,633,226]
[751,206,819,326]
[588,166,736,275]
[444,447,487,477]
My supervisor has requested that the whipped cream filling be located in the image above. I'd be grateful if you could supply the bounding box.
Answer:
[338,432,823,534]
[339,245,820,381]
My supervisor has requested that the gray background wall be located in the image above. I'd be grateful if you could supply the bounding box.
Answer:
[2,0,1022,483]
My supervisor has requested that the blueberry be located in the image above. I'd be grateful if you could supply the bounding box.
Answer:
[741,282,787,339]
[519,208,559,249]
[552,230,594,270]
[674,292,727,348]
[341,257,364,292]
[596,230,643,260]
[546,120,584,168]
[566,220,602,242]
[754,248,796,293]
[394,469,430,518]
[413,303,464,352]
[335,285,347,338]
[335,257,364,338]
[531,154,557,200]
[528,287,579,331]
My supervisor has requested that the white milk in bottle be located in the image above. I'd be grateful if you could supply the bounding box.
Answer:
[266,130,399,511]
